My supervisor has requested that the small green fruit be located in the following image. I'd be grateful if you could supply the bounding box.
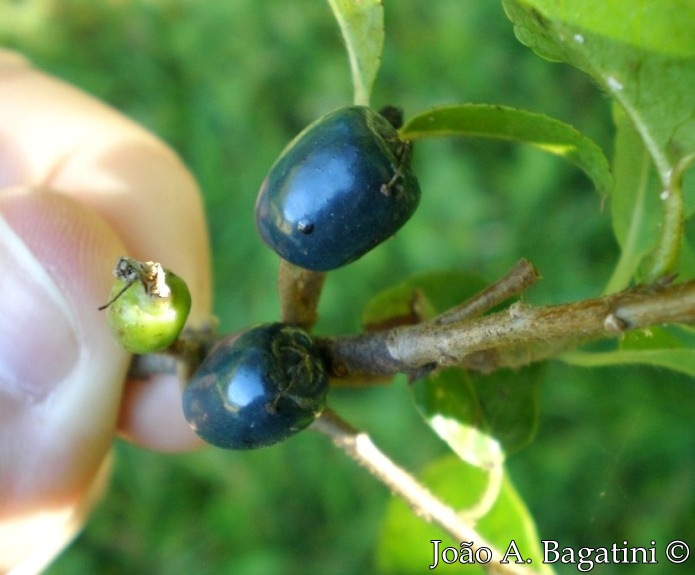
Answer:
[101,257,192,354]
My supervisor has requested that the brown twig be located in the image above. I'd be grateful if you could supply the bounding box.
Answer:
[434,259,540,325]
[311,409,536,575]
[318,275,695,379]
[131,265,695,382]
[277,260,326,331]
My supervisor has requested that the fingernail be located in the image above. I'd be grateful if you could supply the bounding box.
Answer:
[0,215,78,403]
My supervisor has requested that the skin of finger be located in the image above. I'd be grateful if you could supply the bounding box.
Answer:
[0,53,213,449]
[0,189,127,571]
[0,52,212,325]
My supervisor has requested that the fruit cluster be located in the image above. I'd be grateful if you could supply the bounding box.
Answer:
[104,106,420,449]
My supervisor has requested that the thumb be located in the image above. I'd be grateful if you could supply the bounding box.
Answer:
[0,187,128,572]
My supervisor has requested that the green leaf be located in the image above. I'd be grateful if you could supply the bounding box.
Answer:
[326,0,383,106]
[376,455,552,575]
[604,106,662,292]
[560,325,695,377]
[677,235,695,282]
[412,365,543,464]
[468,365,544,455]
[400,104,612,195]
[503,0,695,278]
[413,369,504,472]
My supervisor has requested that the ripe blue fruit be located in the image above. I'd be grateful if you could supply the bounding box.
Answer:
[182,323,329,449]
[255,105,421,271]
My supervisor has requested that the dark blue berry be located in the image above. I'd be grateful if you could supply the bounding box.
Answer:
[255,105,420,271]
[182,323,328,449]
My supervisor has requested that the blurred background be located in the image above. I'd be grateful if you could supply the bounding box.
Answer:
[1,0,693,573]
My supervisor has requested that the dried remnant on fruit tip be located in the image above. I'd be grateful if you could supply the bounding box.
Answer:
[112,257,171,298]
[146,262,171,297]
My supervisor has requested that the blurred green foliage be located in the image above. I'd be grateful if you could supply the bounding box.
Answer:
[2,0,694,573]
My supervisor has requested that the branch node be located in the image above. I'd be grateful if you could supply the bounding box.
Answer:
[603,312,629,332]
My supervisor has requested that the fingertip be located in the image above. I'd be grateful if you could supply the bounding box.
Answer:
[0,187,128,570]
[118,374,205,452]
[1,59,214,453]
[0,59,213,326]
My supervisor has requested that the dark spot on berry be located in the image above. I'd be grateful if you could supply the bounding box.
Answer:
[297,220,314,234]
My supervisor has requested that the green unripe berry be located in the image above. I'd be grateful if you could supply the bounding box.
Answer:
[101,257,192,354]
